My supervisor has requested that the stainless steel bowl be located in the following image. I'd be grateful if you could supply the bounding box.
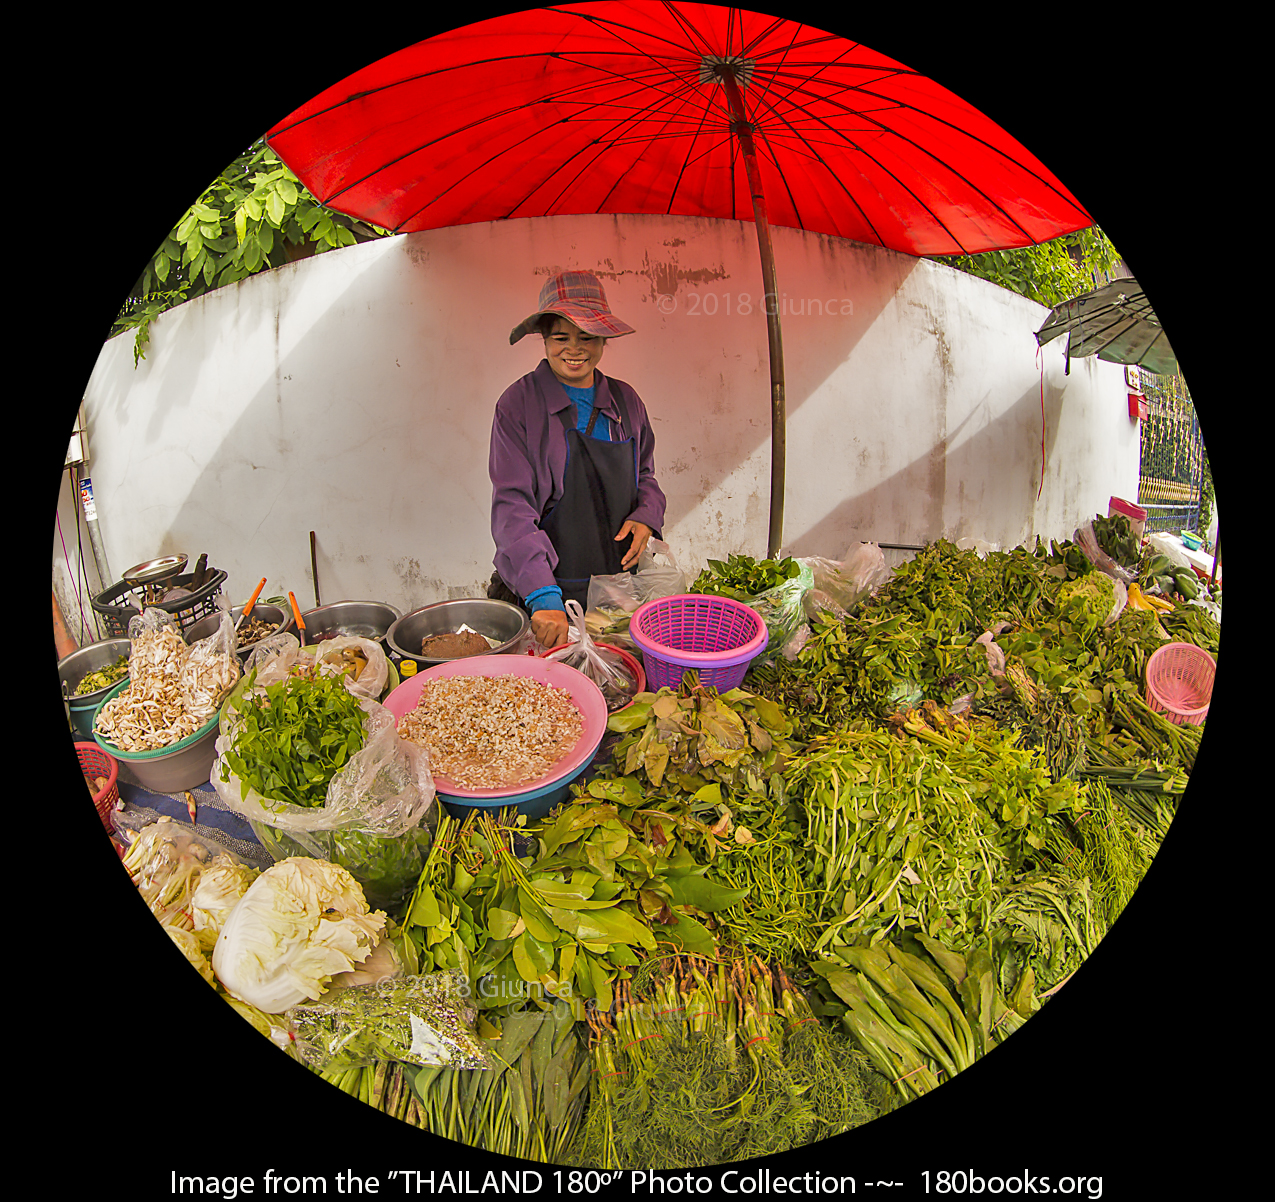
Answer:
[299,600,402,646]
[59,638,132,703]
[60,638,133,740]
[387,598,530,666]
[183,604,293,658]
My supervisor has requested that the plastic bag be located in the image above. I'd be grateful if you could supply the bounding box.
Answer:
[1107,579,1128,625]
[125,607,189,693]
[96,608,210,752]
[180,604,242,724]
[585,541,687,654]
[211,691,437,911]
[955,536,1001,558]
[241,632,387,699]
[747,559,815,662]
[801,542,890,620]
[587,539,687,618]
[127,605,184,644]
[311,635,388,701]
[632,539,687,603]
[1146,531,1196,573]
[242,631,306,685]
[544,600,638,711]
[1075,520,1136,584]
[117,815,250,929]
[288,970,491,1073]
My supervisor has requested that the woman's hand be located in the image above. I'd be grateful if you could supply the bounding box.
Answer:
[531,608,570,650]
[616,521,653,570]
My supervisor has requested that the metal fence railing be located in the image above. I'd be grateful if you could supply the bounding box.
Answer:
[1136,369,1205,536]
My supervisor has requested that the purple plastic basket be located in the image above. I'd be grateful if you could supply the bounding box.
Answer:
[629,594,769,691]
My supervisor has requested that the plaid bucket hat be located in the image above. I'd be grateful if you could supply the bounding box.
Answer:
[509,270,636,344]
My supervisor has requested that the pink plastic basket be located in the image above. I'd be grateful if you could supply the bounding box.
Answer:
[1145,642,1216,725]
[629,594,769,691]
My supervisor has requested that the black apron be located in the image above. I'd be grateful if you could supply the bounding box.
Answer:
[539,383,639,610]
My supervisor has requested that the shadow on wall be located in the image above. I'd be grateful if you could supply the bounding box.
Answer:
[646,230,925,538]
[782,371,1072,557]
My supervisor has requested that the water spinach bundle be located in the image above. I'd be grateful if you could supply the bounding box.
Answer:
[780,717,1083,957]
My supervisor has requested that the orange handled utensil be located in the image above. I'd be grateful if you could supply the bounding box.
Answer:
[235,577,269,632]
[288,591,307,642]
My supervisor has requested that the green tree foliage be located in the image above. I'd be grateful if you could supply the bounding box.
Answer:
[932,226,1123,308]
[112,141,391,364]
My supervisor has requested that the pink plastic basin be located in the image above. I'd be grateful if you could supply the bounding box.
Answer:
[382,653,607,798]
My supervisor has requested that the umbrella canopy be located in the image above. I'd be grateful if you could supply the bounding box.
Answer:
[1035,276,1177,376]
[267,2,1095,552]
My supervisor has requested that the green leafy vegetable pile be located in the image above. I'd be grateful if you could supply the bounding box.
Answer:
[689,553,804,599]
[572,954,879,1168]
[220,671,367,809]
[199,533,1220,1163]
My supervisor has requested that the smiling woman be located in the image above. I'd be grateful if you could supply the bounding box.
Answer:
[487,270,668,651]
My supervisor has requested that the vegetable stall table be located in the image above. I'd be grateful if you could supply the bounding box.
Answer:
[95,531,1221,1168]
[109,779,275,872]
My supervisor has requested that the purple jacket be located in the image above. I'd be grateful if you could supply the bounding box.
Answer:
[489,359,667,601]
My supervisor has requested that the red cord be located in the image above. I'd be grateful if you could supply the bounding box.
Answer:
[1036,346,1046,501]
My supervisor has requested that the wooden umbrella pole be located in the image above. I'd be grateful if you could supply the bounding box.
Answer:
[720,70,786,558]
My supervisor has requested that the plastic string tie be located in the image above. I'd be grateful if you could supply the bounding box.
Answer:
[621,1032,666,1050]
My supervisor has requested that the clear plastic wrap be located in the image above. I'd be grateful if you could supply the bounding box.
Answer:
[241,632,387,700]
[1146,531,1196,573]
[311,635,388,701]
[212,688,437,911]
[127,605,184,646]
[747,559,815,661]
[800,542,890,621]
[1075,520,1137,584]
[544,600,638,711]
[288,970,491,1072]
[118,816,251,931]
[180,604,242,724]
[242,631,306,684]
[586,539,687,642]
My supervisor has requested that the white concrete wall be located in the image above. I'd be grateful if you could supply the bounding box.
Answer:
[54,213,1135,634]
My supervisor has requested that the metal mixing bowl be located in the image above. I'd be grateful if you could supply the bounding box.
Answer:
[59,638,132,703]
[298,600,401,646]
[183,604,293,658]
[387,598,530,667]
[60,638,133,740]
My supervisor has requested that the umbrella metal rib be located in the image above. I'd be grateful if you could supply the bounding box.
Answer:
[284,40,1083,252]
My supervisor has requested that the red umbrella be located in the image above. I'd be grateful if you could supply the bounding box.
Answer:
[267,2,1093,554]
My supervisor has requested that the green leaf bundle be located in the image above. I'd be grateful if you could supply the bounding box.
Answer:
[221,671,367,810]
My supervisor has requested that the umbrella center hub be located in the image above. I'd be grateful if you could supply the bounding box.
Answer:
[700,55,756,86]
